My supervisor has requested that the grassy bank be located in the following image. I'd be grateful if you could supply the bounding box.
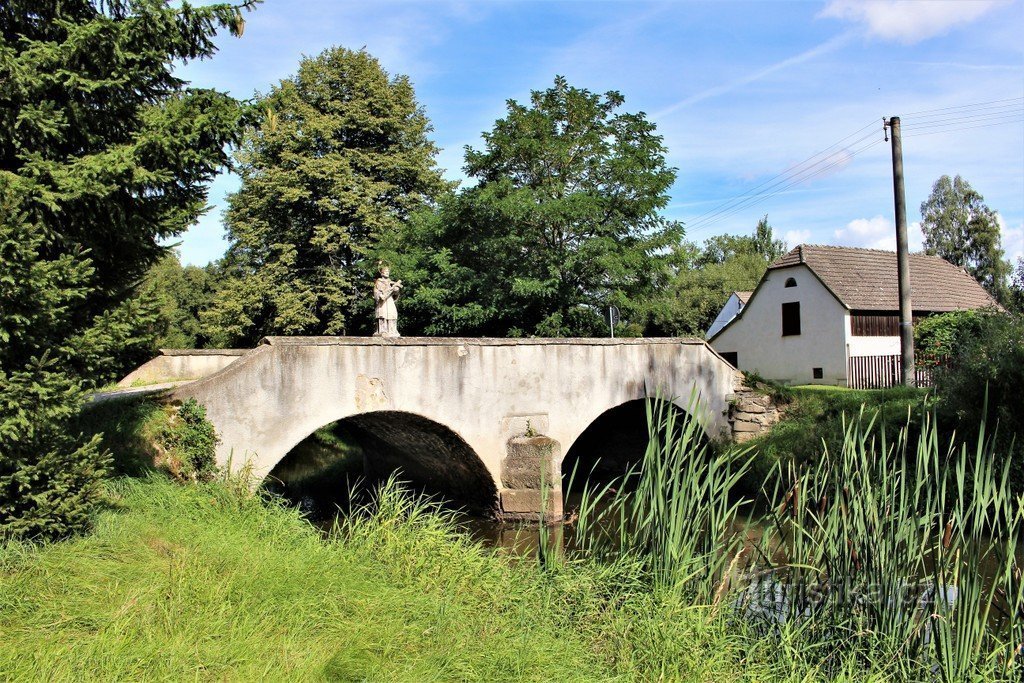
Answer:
[741,384,930,488]
[0,476,765,682]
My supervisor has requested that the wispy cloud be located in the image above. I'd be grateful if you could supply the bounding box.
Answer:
[651,31,855,119]
[819,0,1008,45]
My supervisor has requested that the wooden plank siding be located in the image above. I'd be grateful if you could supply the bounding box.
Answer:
[848,354,933,389]
[850,311,925,337]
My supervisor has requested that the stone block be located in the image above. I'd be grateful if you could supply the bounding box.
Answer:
[732,418,762,432]
[500,488,563,519]
[502,435,560,489]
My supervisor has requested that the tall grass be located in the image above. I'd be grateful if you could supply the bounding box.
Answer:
[748,409,1022,680]
[574,396,1024,680]
[574,396,752,601]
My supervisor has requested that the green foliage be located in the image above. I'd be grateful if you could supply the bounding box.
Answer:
[156,399,219,482]
[741,385,928,490]
[0,0,251,540]
[914,309,985,368]
[920,175,1011,301]
[1,0,252,307]
[928,310,1024,492]
[0,359,110,541]
[1010,256,1024,313]
[386,76,682,337]
[71,396,164,477]
[205,46,449,344]
[647,217,786,336]
[134,251,223,348]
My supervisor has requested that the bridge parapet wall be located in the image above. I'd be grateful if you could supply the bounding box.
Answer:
[118,349,248,388]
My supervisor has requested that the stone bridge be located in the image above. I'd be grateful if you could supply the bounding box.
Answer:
[160,337,753,519]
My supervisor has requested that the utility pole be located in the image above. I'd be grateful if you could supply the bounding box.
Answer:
[885,116,916,387]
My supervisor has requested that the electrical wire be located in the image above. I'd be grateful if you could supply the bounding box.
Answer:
[683,97,1023,238]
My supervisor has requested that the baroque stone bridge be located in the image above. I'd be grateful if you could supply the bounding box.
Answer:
[139,337,759,518]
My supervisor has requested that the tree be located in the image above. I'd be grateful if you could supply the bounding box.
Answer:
[920,175,1010,301]
[387,76,682,337]
[205,47,449,344]
[135,252,223,348]
[1009,257,1024,313]
[0,0,251,540]
[645,218,786,336]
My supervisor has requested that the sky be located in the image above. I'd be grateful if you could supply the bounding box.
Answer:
[175,0,1024,267]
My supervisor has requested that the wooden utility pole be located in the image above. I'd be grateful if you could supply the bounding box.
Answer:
[886,116,915,386]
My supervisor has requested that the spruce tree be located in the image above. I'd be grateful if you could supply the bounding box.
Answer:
[205,47,450,343]
[0,0,252,539]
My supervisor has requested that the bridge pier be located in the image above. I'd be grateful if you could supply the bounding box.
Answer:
[499,435,563,522]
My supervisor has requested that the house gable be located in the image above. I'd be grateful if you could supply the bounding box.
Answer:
[710,264,849,385]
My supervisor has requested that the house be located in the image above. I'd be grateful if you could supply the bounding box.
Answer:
[706,290,752,338]
[708,244,998,386]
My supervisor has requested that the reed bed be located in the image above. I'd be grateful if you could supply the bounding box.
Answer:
[573,397,1024,681]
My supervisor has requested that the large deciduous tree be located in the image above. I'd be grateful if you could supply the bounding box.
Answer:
[920,175,1010,301]
[1,0,251,540]
[387,76,682,337]
[206,47,450,343]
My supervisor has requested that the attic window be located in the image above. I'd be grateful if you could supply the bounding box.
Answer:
[785,277,797,288]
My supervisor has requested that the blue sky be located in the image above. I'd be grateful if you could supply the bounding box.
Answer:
[176,0,1024,266]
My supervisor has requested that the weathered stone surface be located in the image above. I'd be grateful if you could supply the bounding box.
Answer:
[167,337,740,520]
[732,419,762,432]
[502,435,560,489]
[117,349,246,387]
[500,488,563,519]
[727,379,786,442]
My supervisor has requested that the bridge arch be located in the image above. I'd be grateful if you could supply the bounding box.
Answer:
[169,337,743,519]
[560,397,710,493]
[265,410,497,515]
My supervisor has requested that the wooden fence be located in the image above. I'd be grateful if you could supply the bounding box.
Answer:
[847,354,933,389]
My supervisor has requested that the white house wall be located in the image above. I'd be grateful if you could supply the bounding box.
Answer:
[706,293,744,338]
[846,330,901,357]
[711,265,849,385]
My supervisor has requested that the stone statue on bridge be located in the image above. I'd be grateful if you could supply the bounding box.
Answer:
[373,265,402,337]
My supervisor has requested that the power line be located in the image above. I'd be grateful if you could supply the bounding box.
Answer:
[682,119,879,228]
[902,117,1024,138]
[904,96,1024,117]
[682,97,1023,239]
[905,108,1024,127]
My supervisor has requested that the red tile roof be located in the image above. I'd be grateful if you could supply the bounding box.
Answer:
[769,245,998,312]
[734,291,753,305]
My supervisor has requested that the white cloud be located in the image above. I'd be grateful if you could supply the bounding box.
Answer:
[820,0,1006,44]
[785,229,813,245]
[998,214,1024,262]
[833,215,925,251]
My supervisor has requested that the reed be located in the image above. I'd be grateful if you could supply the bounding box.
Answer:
[574,394,753,600]
[574,393,1022,680]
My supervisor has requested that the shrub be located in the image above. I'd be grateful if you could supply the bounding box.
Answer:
[929,310,1024,491]
[914,308,985,368]
[156,399,219,482]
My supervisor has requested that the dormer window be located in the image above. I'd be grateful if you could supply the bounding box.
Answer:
[785,277,797,288]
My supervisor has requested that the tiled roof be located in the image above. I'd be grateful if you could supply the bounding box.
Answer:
[769,245,998,311]
[734,291,753,305]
